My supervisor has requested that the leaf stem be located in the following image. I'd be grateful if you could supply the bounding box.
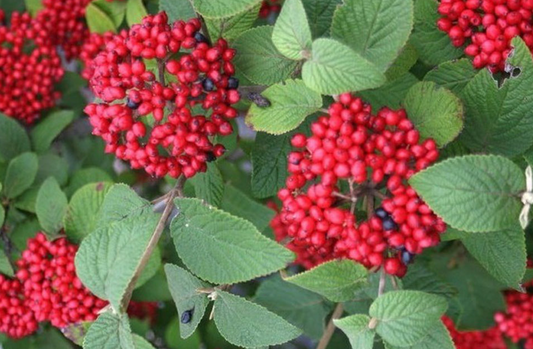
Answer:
[119,176,186,311]
[316,303,344,349]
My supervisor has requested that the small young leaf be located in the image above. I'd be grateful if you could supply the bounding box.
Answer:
[284,259,368,302]
[194,0,263,18]
[126,0,147,26]
[246,79,322,134]
[170,198,294,284]
[214,290,302,347]
[334,314,375,349]
[302,0,341,38]
[86,2,117,33]
[0,113,31,162]
[31,111,74,154]
[403,81,464,147]
[369,290,448,346]
[331,0,414,72]
[3,152,38,199]
[409,155,525,233]
[272,0,312,60]
[205,4,259,41]
[83,313,134,349]
[160,0,196,21]
[165,264,211,339]
[302,38,386,95]
[233,26,299,85]
[189,163,224,207]
[35,177,68,238]
[424,59,477,94]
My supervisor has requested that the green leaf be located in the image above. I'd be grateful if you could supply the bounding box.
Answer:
[35,153,69,187]
[334,314,375,349]
[402,263,457,300]
[205,4,259,42]
[164,318,202,349]
[160,0,196,21]
[189,162,224,206]
[254,275,332,340]
[214,290,302,347]
[93,0,127,27]
[86,2,117,33]
[126,0,147,26]
[331,0,414,72]
[170,198,294,284]
[132,334,156,349]
[133,269,172,302]
[285,260,368,302]
[424,59,477,95]
[302,38,386,95]
[35,177,68,238]
[220,184,275,232]
[302,0,341,38]
[75,212,159,312]
[358,73,418,110]
[165,264,211,339]
[233,26,299,85]
[403,81,464,147]
[409,155,525,233]
[194,0,262,18]
[459,38,533,157]
[83,313,134,349]
[383,322,455,349]
[24,0,42,16]
[246,79,322,134]
[66,168,113,198]
[386,44,419,81]
[96,184,153,228]
[410,0,463,66]
[461,225,526,290]
[0,248,13,277]
[3,152,38,199]
[0,113,31,162]
[61,322,92,346]
[272,0,312,60]
[370,290,448,346]
[31,111,74,154]
[64,182,113,243]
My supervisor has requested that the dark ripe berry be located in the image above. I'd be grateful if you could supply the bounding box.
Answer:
[202,77,215,91]
[375,207,388,219]
[382,217,398,231]
[181,308,194,324]
[194,32,209,44]
[401,250,414,265]
[248,92,271,108]
[227,77,239,90]
[206,151,217,162]
[126,98,141,110]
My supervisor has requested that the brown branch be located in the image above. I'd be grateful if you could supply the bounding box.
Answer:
[316,303,344,349]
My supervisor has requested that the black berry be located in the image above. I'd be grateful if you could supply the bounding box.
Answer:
[126,98,140,110]
[227,77,239,90]
[202,78,215,92]
[206,151,217,162]
[194,32,208,44]
[402,250,414,265]
[382,217,398,231]
[375,207,388,219]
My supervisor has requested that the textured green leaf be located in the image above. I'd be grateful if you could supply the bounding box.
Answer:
[386,44,419,81]
[3,152,38,199]
[384,322,455,349]
[233,26,298,85]
[403,81,464,147]
[64,182,113,243]
[411,0,463,65]
[35,177,68,238]
[66,168,113,198]
[302,0,341,38]
[189,163,224,206]
[402,263,457,300]
[214,290,302,347]
[86,2,117,33]
[461,225,526,290]
[370,291,448,346]
[331,0,413,72]
[409,155,524,233]
[171,198,294,284]
[272,0,312,60]
[0,248,13,277]
[76,213,159,312]
[194,0,262,18]
[31,111,74,154]
[334,314,375,349]
[165,264,211,339]
[424,59,477,94]
[160,0,196,21]
[126,0,147,26]
[96,184,153,229]
[83,313,134,349]
[0,113,30,163]
[254,275,332,340]
[285,260,368,302]
[205,4,259,41]
[358,73,418,110]
[220,184,275,232]
[302,38,386,95]
[459,38,533,157]
[246,79,322,134]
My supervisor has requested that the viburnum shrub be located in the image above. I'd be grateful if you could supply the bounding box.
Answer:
[2,0,533,348]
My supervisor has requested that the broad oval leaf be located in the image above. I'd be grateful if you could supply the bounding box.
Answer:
[0,113,30,162]
[194,0,263,18]
[3,152,38,199]
[409,155,525,233]
[334,314,375,349]
[272,0,312,60]
[302,38,386,95]
[35,177,68,238]
[86,2,117,33]
[126,0,147,26]
[170,198,294,284]
[31,110,74,154]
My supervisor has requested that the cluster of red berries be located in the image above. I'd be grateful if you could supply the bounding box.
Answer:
[442,316,507,349]
[84,12,240,179]
[259,0,282,18]
[80,32,115,80]
[270,94,446,276]
[127,301,159,325]
[0,11,64,124]
[437,0,533,72]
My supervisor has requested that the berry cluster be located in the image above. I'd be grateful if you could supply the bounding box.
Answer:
[442,316,506,349]
[0,11,64,124]
[84,12,240,179]
[259,0,282,18]
[80,31,116,80]
[437,0,533,72]
[127,301,159,325]
[270,94,446,276]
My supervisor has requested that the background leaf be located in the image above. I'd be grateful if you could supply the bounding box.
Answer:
[0,113,30,162]
[3,152,38,199]
[272,0,312,60]
[31,111,74,154]
[126,0,147,26]
[35,177,68,238]
[194,0,263,18]
[160,0,196,21]
[334,314,375,349]
[189,163,224,206]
